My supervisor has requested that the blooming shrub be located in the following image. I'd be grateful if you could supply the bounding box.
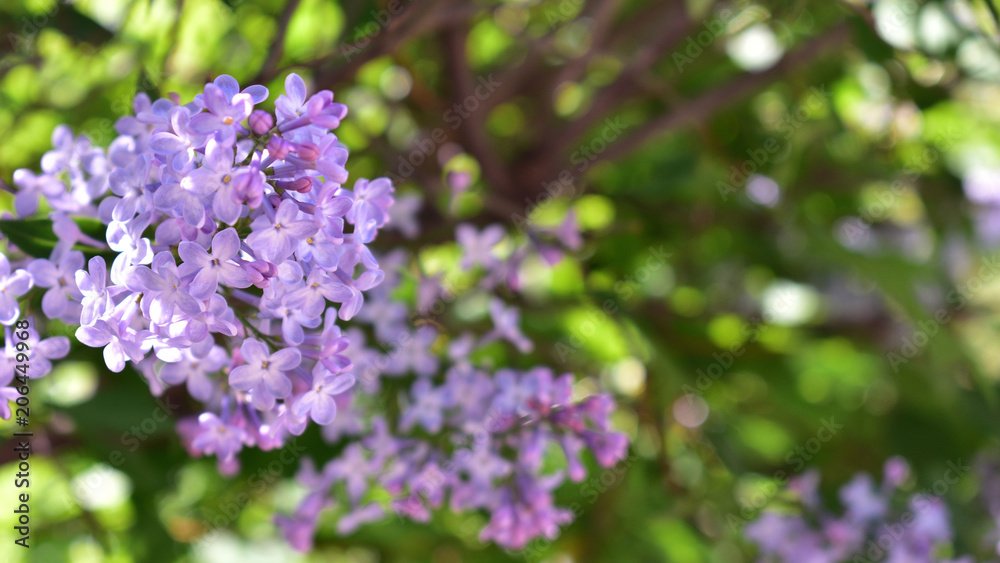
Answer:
[0,73,628,551]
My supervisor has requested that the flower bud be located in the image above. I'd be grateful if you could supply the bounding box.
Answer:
[267,136,292,160]
[294,142,320,163]
[248,110,274,135]
[275,177,313,193]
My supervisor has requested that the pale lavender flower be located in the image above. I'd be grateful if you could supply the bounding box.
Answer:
[483,298,533,353]
[188,83,254,147]
[177,227,251,299]
[457,223,504,270]
[27,248,84,320]
[247,199,318,263]
[292,367,354,425]
[229,338,301,399]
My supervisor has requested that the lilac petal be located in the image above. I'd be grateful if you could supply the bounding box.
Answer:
[264,369,292,398]
[323,374,355,395]
[243,85,269,105]
[188,113,224,135]
[240,338,269,364]
[189,268,218,300]
[213,190,242,225]
[310,393,337,425]
[202,84,230,116]
[213,75,240,100]
[217,263,250,288]
[36,336,70,360]
[26,259,58,286]
[149,133,188,154]
[0,294,19,325]
[270,348,301,371]
[292,391,316,420]
[42,288,67,318]
[230,93,253,120]
[178,240,211,268]
[15,189,39,217]
[285,73,307,105]
[228,364,260,390]
[104,340,128,372]
[284,219,319,240]
[6,271,32,295]
[282,317,305,345]
[212,228,241,259]
[187,371,213,401]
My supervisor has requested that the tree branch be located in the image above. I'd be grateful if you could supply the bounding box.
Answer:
[255,0,303,84]
[439,25,515,198]
[592,22,851,166]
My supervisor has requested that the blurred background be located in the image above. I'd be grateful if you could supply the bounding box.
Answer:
[3,0,1000,561]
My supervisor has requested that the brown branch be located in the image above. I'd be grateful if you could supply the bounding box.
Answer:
[255,0,303,84]
[308,0,471,90]
[593,22,851,166]
[439,25,516,198]
[545,0,695,160]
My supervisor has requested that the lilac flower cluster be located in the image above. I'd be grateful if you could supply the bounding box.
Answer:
[276,218,627,551]
[3,73,387,475]
[2,72,629,552]
[745,457,974,563]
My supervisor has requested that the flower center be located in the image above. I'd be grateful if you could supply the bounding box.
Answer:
[223,116,234,125]
[261,360,269,368]
[222,174,232,184]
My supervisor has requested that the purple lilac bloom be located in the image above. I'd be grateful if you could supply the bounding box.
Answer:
[6,71,628,556]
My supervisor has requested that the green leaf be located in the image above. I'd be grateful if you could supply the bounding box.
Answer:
[0,216,110,259]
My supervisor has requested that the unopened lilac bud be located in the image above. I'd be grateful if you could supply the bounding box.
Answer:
[275,177,313,193]
[249,110,274,135]
[294,142,320,162]
[267,136,292,160]
[245,260,278,289]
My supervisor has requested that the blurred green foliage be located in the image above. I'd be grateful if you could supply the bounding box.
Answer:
[4,0,1000,561]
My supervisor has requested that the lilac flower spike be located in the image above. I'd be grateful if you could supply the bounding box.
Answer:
[7,71,628,555]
